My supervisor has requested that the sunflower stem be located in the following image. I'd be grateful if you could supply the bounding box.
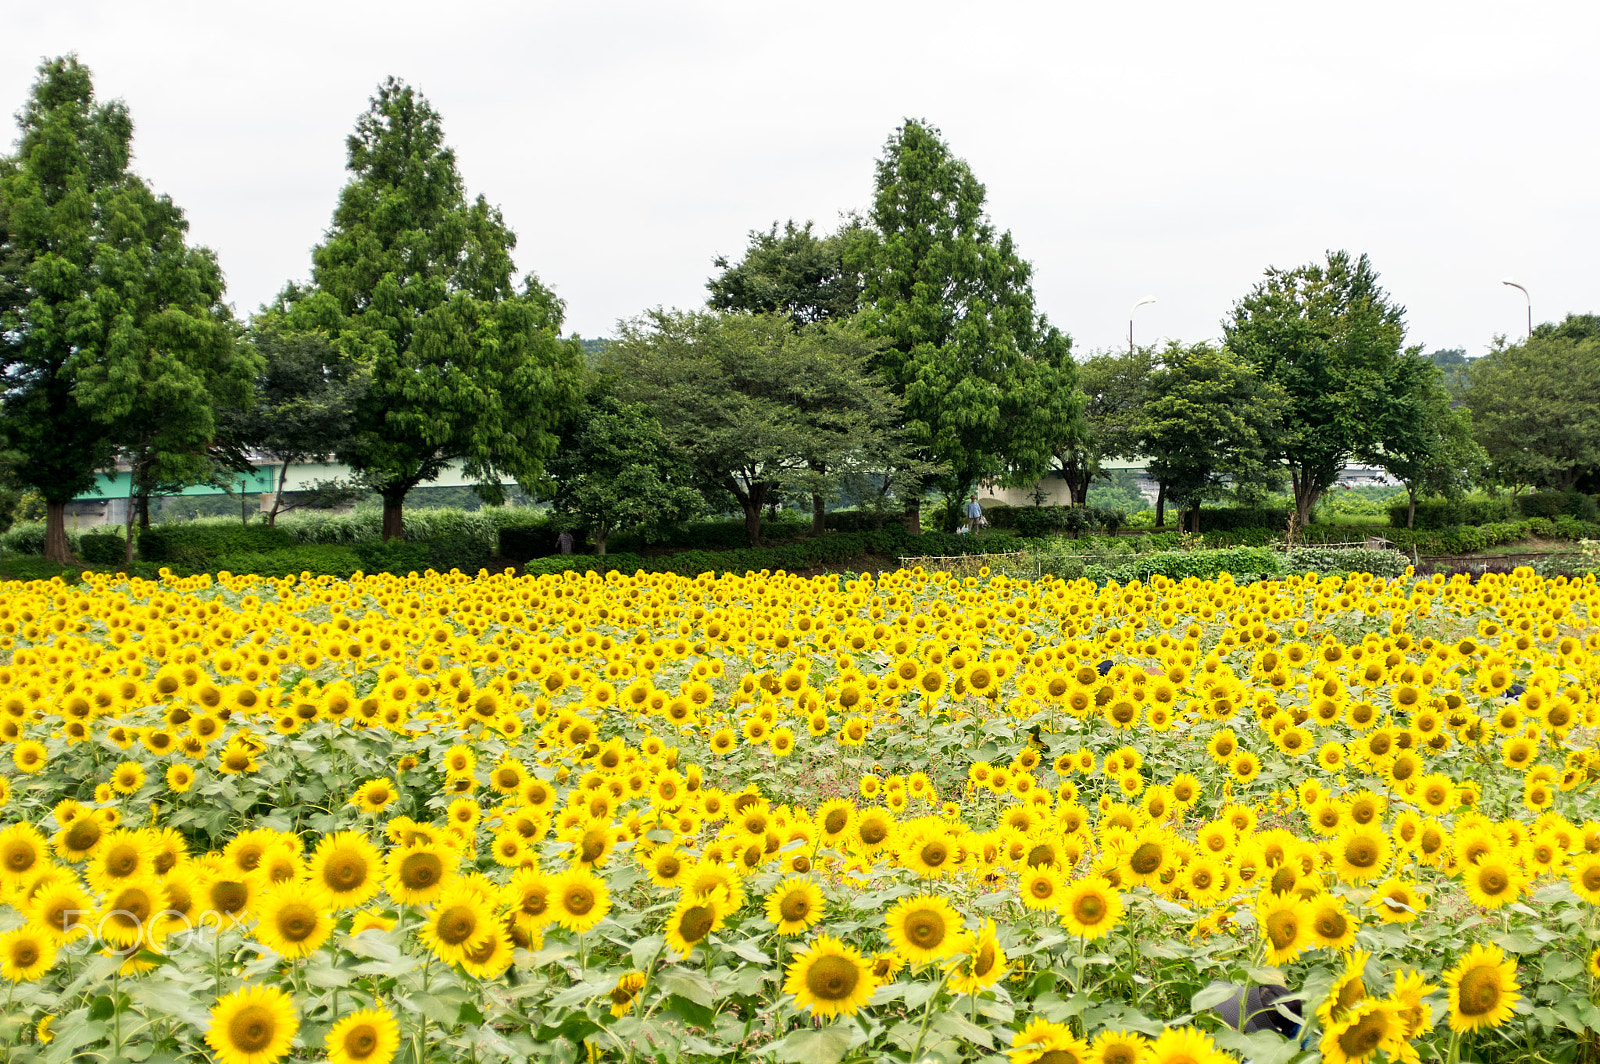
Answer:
[906,969,951,1064]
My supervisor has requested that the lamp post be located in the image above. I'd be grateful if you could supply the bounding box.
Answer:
[1129,296,1156,355]
[1501,278,1531,340]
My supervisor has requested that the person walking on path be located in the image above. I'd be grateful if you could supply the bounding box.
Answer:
[964,495,983,533]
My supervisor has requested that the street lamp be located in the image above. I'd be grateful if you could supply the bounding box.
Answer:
[1130,296,1156,355]
[1501,278,1531,340]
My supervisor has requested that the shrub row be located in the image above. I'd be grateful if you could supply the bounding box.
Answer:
[1517,491,1600,521]
[1385,496,1514,529]
[1039,546,1408,586]
[1193,507,1292,532]
[523,530,1026,578]
[981,505,1124,537]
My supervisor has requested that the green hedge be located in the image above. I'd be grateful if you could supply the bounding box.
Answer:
[982,505,1124,537]
[1386,496,1514,529]
[523,530,1027,578]
[138,524,296,566]
[210,545,367,580]
[1084,547,1282,585]
[1518,491,1599,521]
[78,531,128,565]
[1194,507,1292,532]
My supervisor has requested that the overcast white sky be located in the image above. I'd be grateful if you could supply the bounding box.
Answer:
[5,0,1596,355]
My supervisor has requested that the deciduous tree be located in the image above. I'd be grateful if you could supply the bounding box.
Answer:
[606,311,915,546]
[708,219,862,327]
[1464,331,1600,492]
[1136,343,1286,533]
[1224,251,1413,529]
[544,386,701,556]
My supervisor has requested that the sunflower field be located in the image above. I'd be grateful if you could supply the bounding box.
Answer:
[0,563,1597,1064]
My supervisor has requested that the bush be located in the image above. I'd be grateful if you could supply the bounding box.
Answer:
[522,529,1026,578]
[1282,547,1409,579]
[1554,515,1600,542]
[137,524,296,566]
[0,522,82,556]
[982,505,1124,537]
[1387,496,1513,529]
[499,523,556,561]
[78,531,128,566]
[1084,547,1282,585]
[211,545,367,580]
[824,510,896,533]
[1194,507,1291,532]
[1519,491,1599,522]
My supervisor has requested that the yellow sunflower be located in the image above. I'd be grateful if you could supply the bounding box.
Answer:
[764,876,825,936]
[1444,943,1520,1033]
[1009,1017,1090,1064]
[326,1006,400,1064]
[783,934,879,1018]
[664,888,729,956]
[1142,1026,1232,1064]
[1059,878,1124,941]
[947,918,1007,996]
[206,984,298,1064]
[550,866,611,934]
[884,893,963,965]
[0,926,56,982]
[1319,999,1407,1064]
[383,842,456,906]
[255,888,335,959]
[309,831,383,907]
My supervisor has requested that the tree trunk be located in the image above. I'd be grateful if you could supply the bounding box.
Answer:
[382,496,405,541]
[137,490,151,532]
[42,501,76,566]
[903,493,922,535]
[726,477,766,547]
[1406,490,1416,530]
[594,525,609,557]
[811,492,826,536]
[1154,483,1166,528]
[268,460,291,528]
[1294,484,1319,530]
[1070,477,1089,507]
[1190,507,1201,535]
[123,476,137,569]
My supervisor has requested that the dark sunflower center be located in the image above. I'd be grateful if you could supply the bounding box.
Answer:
[564,887,595,917]
[229,1005,276,1053]
[278,904,318,941]
[805,955,859,1000]
[1130,843,1163,875]
[678,904,715,943]
[1266,910,1298,948]
[436,906,477,945]
[906,909,945,948]
[343,1025,379,1059]
[401,852,443,889]
[326,852,368,891]
[780,893,811,922]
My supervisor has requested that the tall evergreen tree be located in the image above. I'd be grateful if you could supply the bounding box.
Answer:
[279,79,583,540]
[850,120,1081,530]
[0,58,128,562]
[0,56,245,564]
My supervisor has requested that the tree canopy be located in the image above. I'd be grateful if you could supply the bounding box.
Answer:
[543,386,701,555]
[708,219,863,327]
[278,78,584,539]
[605,311,915,546]
[1135,343,1286,531]
[1464,332,1600,492]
